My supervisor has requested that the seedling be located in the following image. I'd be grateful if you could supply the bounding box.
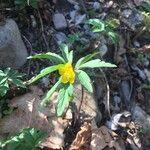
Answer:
[27,44,116,116]
[0,128,47,150]
[0,68,25,97]
[88,18,120,43]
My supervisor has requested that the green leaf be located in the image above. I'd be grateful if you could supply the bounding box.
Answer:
[57,84,72,116]
[1,128,47,150]
[0,70,6,76]
[10,79,26,88]
[0,76,7,84]
[88,19,105,32]
[75,52,99,69]
[142,1,150,12]
[106,19,120,29]
[68,50,73,64]
[28,0,38,8]
[68,84,74,97]
[59,43,70,62]
[107,31,119,43]
[78,59,117,69]
[0,85,9,97]
[28,52,65,63]
[27,65,60,84]
[41,78,61,106]
[76,70,93,93]
[15,0,38,9]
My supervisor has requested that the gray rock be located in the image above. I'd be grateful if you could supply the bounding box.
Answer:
[93,2,101,11]
[132,105,150,132]
[100,44,108,57]
[53,13,67,30]
[70,10,86,25]
[54,32,67,44]
[120,9,143,30]
[73,83,102,124]
[0,19,28,69]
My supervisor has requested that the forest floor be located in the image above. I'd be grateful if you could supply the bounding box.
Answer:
[0,0,150,149]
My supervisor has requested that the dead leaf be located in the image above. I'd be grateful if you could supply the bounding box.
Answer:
[69,121,91,150]
[0,86,69,149]
[91,125,126,150]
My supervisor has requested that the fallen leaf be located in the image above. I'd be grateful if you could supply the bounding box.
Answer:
[0,86,69,149]
[69,121,91,150]
[91,125,126,150]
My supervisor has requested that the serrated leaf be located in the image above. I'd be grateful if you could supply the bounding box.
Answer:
[57,84,72,116]
[59,43,70,62]
[41,78,61,106]
[75,52,99,69]
[27,65,60,84]
[28,52,65,63]
[76,70,93,93]
[78,59,117,69]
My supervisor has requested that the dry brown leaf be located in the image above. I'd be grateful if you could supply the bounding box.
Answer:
[91,126,125,150]
[69,121,91,150]
[0,86,69,149]
[126,122,142,150]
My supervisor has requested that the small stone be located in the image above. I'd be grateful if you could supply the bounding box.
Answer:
[0,19,28,69]
[132,105,150,132]
[120,9,143,30]
[55,32,67,44]
[100,44,108,57]
[53,13,67,30]
[133,41,140,48]
[93,2,100,10]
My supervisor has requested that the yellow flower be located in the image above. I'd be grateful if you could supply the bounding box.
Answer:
[58,63,75,84]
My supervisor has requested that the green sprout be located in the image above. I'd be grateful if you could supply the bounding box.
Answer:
[88,18,120,43]
[0,68,25,97]
[0,128,47,150]
[27,44,116,116]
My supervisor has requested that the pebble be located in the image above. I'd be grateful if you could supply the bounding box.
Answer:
[93,2,101,11]
[132,105,150,132]
[53,13,67,30]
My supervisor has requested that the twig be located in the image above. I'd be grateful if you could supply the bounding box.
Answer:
[22,35,33,77]
[133,26,147,41]
[38,10,50,51]
[99,68,111,118]
[75,85,84,123]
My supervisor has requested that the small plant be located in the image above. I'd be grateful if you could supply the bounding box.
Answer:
[15,0,38,9]
[27,44,116,116]
[141,1,150,12]
[88,18,120,43]
[67,32,81,45]
[0,68,25,97]
[142,11,150,32]
[0,128,47,150]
